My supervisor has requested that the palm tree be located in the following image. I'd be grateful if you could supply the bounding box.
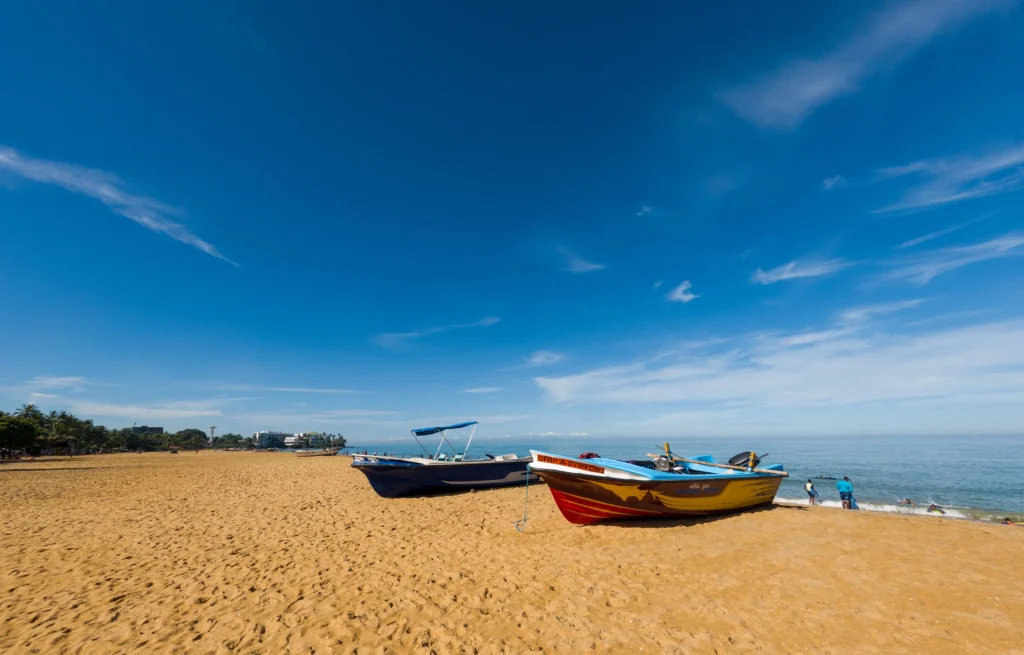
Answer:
[14,404,42,421]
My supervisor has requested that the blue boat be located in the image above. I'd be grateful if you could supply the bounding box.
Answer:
[351,421,534,498]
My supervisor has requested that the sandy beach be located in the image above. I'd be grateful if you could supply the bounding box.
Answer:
[1,452,1022,654]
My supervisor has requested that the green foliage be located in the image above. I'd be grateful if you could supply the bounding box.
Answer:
[0,416,39,454]
[0,406,262,454]
[169,428,206,450]
[213,433,244,449]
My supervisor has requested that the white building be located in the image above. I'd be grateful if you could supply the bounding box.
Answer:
[253,430,292,448]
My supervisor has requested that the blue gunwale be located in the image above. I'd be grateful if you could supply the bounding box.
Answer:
[529,451,786,481]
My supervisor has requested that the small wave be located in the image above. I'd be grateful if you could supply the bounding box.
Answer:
[775,496,980,520]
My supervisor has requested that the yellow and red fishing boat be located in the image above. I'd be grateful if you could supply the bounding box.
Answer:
[528,445,787,525]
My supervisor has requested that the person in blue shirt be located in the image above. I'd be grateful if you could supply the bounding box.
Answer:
[836,476,854,509]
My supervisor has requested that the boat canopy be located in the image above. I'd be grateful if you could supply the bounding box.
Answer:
[411,421,478,437]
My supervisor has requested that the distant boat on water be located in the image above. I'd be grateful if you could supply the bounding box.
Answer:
[528,444,787,525]
[351,421,534,498]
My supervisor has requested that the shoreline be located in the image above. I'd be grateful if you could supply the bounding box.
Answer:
[7,453,1022,521]
[774,495,1024,524]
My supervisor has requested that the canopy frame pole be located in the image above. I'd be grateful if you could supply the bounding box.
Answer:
[433,429,446,459]
[412,432,429,456]
[440,428,459,457]
[462,423,477,458]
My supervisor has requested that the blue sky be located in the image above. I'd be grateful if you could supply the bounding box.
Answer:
[2,0,1024,439]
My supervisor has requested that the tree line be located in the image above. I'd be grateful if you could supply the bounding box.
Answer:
[0,403,253,457]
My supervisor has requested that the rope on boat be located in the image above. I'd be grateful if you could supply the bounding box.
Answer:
[513,469,531,532]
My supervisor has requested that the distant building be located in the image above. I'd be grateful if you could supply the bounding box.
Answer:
[253,430,291,448]
[130,426,164,435]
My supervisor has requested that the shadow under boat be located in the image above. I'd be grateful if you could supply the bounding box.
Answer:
[351,421,539,498]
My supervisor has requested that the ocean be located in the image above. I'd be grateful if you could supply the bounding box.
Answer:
[345,434,1024,520]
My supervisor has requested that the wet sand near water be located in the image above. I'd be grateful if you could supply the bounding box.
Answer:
[1,452,1022,654]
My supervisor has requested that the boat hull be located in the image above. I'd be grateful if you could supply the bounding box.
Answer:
[536,469,783,525]
[352,458,535,498]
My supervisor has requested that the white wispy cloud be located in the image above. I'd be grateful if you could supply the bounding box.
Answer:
[822,175,845,190]
[463,387,501,394]
[839,299,925,322]
[636,206,655,218]
[717,0,1005,129]
[229,409,399,426]
[374,317,501,349]
[212,384,361,394]
[557,247,606,273]
[521,351,566,368]
[752,259,847,284]
[876,143,1024,212]
[898,219,980,249]
[25,376,88,389]
[653,280,663,291]
[535,319,1024,409]
[0,146,236,265]
[0,376,98,398]
[66,399,224,420]
[884,233,1024,285]
[665,280,699,303]
[774,328,854,347]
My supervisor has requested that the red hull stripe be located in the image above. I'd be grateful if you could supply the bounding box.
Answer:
[557,501,630,521]
[552,488,664,515]
[550,504,607,524]
[555,493,655,518]
[548,491,623,522]
[548,489,672,524]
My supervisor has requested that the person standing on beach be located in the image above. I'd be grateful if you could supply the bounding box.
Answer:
[836,476,854,509]
[804,479,818,506]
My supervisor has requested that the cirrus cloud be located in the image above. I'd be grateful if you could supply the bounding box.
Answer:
[0,146,236,265]
[717,0,1006,130]
[752,259,848,284]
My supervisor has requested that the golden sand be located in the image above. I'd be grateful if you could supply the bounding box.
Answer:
[1,452,1022,654]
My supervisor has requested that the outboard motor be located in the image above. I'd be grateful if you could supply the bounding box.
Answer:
[654,456,673,472]
[728,451,765,468]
